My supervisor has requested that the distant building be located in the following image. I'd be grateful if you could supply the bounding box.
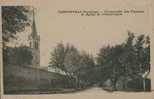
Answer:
[28,10,40,68]
[41,66,66,75]
[48,66,66,75]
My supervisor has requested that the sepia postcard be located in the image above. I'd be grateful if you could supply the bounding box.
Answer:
[0,0,154,99]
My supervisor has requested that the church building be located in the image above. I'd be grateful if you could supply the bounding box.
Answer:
[29,10,40,68]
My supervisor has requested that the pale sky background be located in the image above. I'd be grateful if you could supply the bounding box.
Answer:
[5,0,152,67]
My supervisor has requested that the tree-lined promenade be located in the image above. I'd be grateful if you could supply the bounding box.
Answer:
[48,32,150,91]
[2,6,151,93]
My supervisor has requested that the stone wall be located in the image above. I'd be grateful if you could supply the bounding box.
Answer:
[3,65,69,93]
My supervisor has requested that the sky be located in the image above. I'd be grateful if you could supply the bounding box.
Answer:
[6,0,152,67]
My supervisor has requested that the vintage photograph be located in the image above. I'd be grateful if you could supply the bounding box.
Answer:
[2,5,151,94]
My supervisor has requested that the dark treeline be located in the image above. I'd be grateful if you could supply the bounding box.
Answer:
[3,46,33,66]
[49,31,150,91]
[96,32,150,91]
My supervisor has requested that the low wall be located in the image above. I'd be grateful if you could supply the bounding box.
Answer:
[3,65,71,94]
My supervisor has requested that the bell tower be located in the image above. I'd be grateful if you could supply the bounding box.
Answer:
[29,9,40,68]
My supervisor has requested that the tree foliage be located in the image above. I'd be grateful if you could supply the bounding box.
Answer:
[2,6,32,42]
[3,46,33,66]
[96,32,150,89]
[49,42,96,87]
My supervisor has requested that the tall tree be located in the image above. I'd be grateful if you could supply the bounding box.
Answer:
[49,43,81,76]
[49,42,66,71]
[144,36,150,73]
[96,31,150,90]
[134,35,150,76]
[77,52,96,86]
[2,6,32,43]
[97,44,126,89]
[49,43,96,88]
[63,44,81,75]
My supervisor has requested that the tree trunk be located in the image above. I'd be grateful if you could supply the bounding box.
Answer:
[112,77,118,91]
[143,78,146,91]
